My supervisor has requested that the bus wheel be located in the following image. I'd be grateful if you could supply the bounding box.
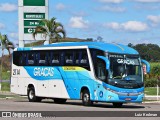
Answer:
[112,102,123,108]
[27,87,42,102]
[82,90,93,106]
[54,98,67,104]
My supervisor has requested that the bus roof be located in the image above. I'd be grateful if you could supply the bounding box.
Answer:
[17,42,139,55]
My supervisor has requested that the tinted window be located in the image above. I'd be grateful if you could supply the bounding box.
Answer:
[13,49,90,70]
[50,51,61,66]
[38,52,48,66]
[64,51,74,65]
[27,53,35,65]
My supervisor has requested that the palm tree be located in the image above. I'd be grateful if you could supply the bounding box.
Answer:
[0,33,14,57]
[0,33,14,90]
[33,17,66,44]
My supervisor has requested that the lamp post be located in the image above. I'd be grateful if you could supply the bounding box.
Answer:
[0,41,2,91]
[157,76,160,101]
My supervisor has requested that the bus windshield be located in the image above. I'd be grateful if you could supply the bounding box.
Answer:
[108,54,143,89]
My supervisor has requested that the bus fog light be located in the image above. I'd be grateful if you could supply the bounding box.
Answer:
[108,96,112,99]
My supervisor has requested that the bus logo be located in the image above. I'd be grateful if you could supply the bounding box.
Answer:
[99,91,103,98]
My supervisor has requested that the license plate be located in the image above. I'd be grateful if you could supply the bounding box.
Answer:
[125,98,131,101]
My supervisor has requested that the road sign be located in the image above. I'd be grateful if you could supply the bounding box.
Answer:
[24,13,45,19]
[18,0,48,47]
[24,28,36,34]
[24,20,44,26]
[23,0,45,6]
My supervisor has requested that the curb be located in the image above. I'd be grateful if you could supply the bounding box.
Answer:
[142,101,160,104]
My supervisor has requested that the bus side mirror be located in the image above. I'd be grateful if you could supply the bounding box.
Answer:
[97,56,110,70]
[141,59,150,74]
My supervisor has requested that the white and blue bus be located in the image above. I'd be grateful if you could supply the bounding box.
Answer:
[11,42,150,107]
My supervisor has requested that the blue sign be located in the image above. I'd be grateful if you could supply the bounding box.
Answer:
[99,91,103,98]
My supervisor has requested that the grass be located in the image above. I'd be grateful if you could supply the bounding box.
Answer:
[145,87,159,95]
[0,94,15,98]
[2,71,11,80]
[0,93,22,99]
[1,82,10,91]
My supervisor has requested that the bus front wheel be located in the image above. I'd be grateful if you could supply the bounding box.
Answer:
[27,87,42,102]
[82,90,93,106]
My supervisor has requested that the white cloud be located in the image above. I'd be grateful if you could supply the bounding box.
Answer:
[99,5,126,12]
[72,11,88,17]
[134,0,160,3]
[55,3,66,11]
[9,32,18,39]
[104,22,121,30]
[0,3,17,12]
[97,0,124,3]
[122,21,148,32]
[147,15,160,25]
[0,23,5,29]
[104,21,148,32]
[69,17,89,29]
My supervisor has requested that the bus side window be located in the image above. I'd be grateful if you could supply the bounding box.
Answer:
[51,51,60,66]
[79,50,90,70]
[13,51,20,66]
[19,53,27,66]
[38,52,47,66]
[65,51,74,65]
[75,50,80,65]
[19,53,23,65]
[27,53,35,65]
[80,51,88,64]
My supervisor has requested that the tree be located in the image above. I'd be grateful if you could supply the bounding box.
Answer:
[33,17,66,44]
[0,33,14,90]
[128,43,133,47]
[133,43,160,62]
[0,33,14,57]
[97,36,103,42]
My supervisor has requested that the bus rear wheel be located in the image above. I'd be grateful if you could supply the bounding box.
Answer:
[82,90,93,106]
[112,102,123,108]
[27,87,42,102]
[54,98,67,104]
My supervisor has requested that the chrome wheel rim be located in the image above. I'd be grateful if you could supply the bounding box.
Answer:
[29,90,34,99]
[83,93,89,102]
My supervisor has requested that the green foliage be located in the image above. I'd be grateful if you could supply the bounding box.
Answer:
[144,87,157,95]
[131,43,160,62]
[33,17,66,43]
[144,62,160,87]
[2,71,11,80]
[144,78,157,87]
[0,33,14,57]
[25,40,45,47]
[1,82,10,91]
[149,62,160,78]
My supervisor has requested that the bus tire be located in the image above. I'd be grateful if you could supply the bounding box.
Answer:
[112,102,123,108]
[54,98,67,104]
[82,90,93,106]
[27,87,42,102]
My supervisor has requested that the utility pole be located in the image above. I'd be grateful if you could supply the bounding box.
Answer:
[0,42,2,91]
[157,76,160,101]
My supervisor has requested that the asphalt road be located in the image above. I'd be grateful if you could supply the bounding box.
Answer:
[0,97,159,120]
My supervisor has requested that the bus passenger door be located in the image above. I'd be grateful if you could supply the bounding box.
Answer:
[94,58,107,101]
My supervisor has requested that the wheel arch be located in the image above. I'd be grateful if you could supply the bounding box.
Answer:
[80,86,92,99]
[27,84,36,94]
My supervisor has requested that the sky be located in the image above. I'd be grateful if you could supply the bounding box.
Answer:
[0,0,160,47]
